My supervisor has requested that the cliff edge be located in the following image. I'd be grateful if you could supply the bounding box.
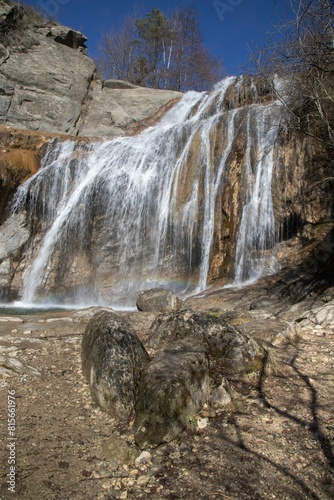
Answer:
[0,0,181,137]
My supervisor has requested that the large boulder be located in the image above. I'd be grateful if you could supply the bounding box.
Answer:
[299,300,334,327]
[134,338,210,448]
[149,310,264,372]
[78,84,181,138]
[81,310,150,419]
[45,26,87,50]
[136,287,185,312]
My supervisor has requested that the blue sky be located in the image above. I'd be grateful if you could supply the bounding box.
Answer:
[21,0,293,75]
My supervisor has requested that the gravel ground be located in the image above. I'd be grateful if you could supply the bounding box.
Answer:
[0,307,333,500]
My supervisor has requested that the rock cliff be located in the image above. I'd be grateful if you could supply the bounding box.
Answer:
[0,1,332,306]
[0,0,181,137]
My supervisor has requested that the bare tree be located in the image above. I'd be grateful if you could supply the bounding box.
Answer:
[249,0,334,202]
[96,14,139,82]
[253,0,334,149]
[96,6,224,92]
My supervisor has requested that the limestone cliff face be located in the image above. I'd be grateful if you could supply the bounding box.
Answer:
[0,1,181,137]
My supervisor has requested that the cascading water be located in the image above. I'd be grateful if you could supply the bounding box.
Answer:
[11,76,283,307]
[233,103,281,284]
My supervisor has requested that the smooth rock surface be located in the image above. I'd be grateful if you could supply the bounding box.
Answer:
[136,288,185,313]
[300,301,334,327]
[78,82,181,137]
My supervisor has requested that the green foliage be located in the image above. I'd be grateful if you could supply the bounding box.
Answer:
[136,9,169,43]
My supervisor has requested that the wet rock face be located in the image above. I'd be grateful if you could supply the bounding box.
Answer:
[134,338,210,449]
[136,288,185,312]
[149,310,264,372]
[81,310,150,419]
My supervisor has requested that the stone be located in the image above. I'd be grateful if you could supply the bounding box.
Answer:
[2,36,95,134]
[209,379,232,406]
[0,212,29,261]
[81,310,150,419]
[149,310,264,372]
[136,288,185,313]
[46,26,87,50]
[118,312,158,337]
[72,306,115,323]
[237,318,300,346]
[101,436,137,466]
[300,301,334,327]
[196,417,208,429]
[135,451,152,468]
[0,258,11,286]
[0,2,96,135]
[103,79,138,90]
[0,355,41,377]
[78,83,182,138]
[0,316,23,322]
[134,338,210,448]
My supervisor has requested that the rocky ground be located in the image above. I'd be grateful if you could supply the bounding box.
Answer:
[0,285,334,500]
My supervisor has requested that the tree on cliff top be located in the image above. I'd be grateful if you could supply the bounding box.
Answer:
[252,0,334,174]
[96,6,223,92]
[248,0,334,215]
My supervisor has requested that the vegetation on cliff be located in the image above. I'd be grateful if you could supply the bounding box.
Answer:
[252,0,334,209]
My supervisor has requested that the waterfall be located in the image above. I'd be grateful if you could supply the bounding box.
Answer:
[12,76,282,307]
[234,103,281,283]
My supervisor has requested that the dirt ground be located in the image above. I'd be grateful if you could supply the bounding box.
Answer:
[0,302,334,500]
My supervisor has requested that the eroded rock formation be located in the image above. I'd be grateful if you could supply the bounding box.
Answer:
[0,1,181,137]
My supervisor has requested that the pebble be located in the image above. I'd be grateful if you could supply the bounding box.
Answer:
[101,478,113,489]
[136,475,149,486]
[196,417,208,429]
[135,451,152,467]
[120,491,128,499]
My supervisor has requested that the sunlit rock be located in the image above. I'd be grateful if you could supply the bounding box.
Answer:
[136,288,185,312]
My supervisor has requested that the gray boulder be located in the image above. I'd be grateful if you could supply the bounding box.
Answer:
[149,310,264,372]
[134,338,210,448]
[299,300,334,327]
[81,310,150,419]
[78,84,182,138]
[46,26,87,49]
[136,287,185,313]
